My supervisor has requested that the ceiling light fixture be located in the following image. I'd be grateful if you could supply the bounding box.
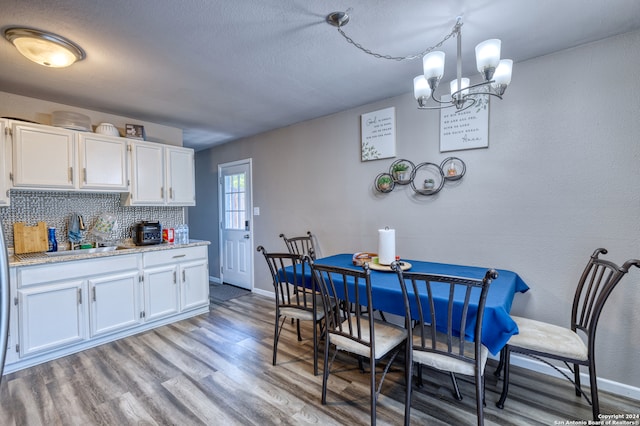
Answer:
[326,12,513,112]
[3,27,85,68]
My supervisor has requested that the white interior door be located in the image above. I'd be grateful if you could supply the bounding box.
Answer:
[219,159,253,290]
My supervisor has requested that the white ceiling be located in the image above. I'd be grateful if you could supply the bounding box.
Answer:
[2,0,640,151]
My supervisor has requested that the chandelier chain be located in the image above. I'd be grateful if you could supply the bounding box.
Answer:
[335,20,462,61]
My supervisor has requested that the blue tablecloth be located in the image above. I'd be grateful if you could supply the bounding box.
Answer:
[293,254,529,355]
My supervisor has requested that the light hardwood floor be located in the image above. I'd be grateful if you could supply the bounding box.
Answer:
[0,293,636,425]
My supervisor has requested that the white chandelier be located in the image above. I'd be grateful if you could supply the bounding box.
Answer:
[326,12,513,112]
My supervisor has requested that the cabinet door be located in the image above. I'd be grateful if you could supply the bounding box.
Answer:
[12,123,76,189]
[144,264,180,322]
[89,270,141,337]
[126,141,165,205]
[18,280,86,357]
[78,134,128,191]
[0,119,9,206]
[180,259,209,311]
[166,146,195,206]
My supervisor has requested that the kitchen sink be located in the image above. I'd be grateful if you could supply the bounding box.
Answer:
[44,246,132,257]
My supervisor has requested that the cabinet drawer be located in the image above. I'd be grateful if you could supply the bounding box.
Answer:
[18,254,140,287]
[143,246,207,267]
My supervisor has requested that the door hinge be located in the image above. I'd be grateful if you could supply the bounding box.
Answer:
[4,127,11,136]
[128,144,132,152]
[127,179,130,187]
[9,172,13,182]
[139,275,143,282]
[78,288,82,304]
[13,297,18,306]
[16,344,19,353]
[92,287,96,302]
[140,311,146,319]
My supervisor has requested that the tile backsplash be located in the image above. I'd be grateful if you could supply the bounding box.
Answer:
[1,190,184,249]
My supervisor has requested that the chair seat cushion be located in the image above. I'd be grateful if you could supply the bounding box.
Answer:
[280,295,327,321]
[412,326,488,376]
[508,316,588,361]
[331,317,407,360]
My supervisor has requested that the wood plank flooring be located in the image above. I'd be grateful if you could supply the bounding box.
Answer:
[0,293,636,425]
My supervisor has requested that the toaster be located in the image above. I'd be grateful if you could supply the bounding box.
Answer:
[133,221,162,245]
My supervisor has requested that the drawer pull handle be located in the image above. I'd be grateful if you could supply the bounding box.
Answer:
[172,254,186,258]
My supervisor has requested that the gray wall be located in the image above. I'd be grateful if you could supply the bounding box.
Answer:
[191,30,640,389]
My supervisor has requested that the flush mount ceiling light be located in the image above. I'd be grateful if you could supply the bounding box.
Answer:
[326,11,513,112]
[3,27,85,68]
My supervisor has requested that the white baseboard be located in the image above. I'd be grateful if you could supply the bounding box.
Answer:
[252,287,273,298]
[493,353,640,401]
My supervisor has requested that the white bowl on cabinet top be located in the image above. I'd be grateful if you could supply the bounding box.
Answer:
[94,123,120,137]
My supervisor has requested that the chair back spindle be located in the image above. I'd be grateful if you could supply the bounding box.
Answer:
[280,231,316,259]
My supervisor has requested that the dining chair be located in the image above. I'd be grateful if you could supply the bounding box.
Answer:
[309,259,407,426]
[257,246,327,376]
[393,263,499,426]
[494,248,640,420]
[280,231,316,259]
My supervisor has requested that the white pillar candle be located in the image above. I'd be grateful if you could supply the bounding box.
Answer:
[378,228,396,265]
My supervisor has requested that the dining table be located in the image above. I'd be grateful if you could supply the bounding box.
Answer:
[286,253,530,355]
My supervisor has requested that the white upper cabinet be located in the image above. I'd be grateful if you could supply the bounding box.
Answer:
[4,120,195,204]
[124,140,165,205]
[166,146,195,206]
[12,122,76,189]
[123,141,195,206]
[0,119,10,206]
[78,133,128,191]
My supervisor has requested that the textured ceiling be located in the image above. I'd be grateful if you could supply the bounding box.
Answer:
[1,0,640,150]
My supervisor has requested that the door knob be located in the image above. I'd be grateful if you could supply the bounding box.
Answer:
[244,235,250,239]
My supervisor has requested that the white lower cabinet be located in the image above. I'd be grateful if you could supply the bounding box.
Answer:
[143,245,209,315]
[7,245,210,373]
[144,264,180,322]
[89,269,141,337]
[18,279,86,357]
[180,259,209,311]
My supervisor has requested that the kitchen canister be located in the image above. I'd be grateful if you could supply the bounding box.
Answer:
[378,227,395,265]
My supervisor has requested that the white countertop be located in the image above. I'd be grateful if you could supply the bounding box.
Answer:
[8,240,210,267]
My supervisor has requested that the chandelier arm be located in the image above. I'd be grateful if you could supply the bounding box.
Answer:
[335,20,461,61]
[450,80,504,101]
[417,103,458,110]
[429,92,454,105]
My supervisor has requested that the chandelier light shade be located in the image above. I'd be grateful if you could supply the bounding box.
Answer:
[475,39,501,81]
[423,51,445,82]
[3,27,85,68]
[326,11,513,112]
[413,75,431,106]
